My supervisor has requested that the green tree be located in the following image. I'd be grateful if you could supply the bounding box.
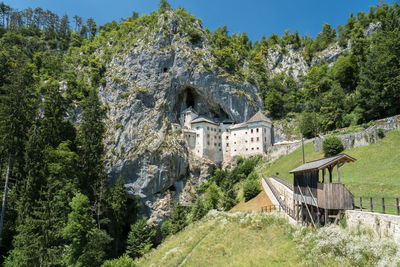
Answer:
[191,197,208,222]
[126,218,156,259]
[243,177,260,202]
[319,83,346,131]
[107,176,129,257]
[63,193,112,267]
[102,254,135,267]
[221,187,238,211]
[322,136,344,157]
[298,112,319,139]
[205,183,220,209]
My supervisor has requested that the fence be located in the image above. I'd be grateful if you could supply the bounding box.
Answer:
[263,176,295,219]
[354,196,400,215]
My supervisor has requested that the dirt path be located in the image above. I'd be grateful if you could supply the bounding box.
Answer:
[230,190,273,212]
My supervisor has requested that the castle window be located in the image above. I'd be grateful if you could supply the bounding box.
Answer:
[226,136,229,140]
[207,127,210,130]
[226,150,228,152]
[245,132,247,134]
[214,143,217,146]
[234,142,236,144]
[251,129,253,133]
[196,127,199,130]
[246,148,248,151]
[218,143,221,147]
[234,133,236,136]
[226,143,229,147]
[219,148,222,151]
[252,147,254,150]
[257,147,259,150]
[251,138,254,142]
[265,138,266,142]
[197,134,199,137]
[207,134,210,138]
[256,128,259,133]
[198,150,199,153]
[234,149,237,151]
[219,129,221,132]
[207,141,210,145]
[257,137,259,141]
[245,140,248,143]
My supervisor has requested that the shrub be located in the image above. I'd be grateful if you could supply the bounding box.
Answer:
[101,254,135,267]
[322,136,344,157]
[243,178,260,202]
[377,128,385,139]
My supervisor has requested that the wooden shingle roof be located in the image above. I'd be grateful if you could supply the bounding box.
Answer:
[289,153,356,174]
[246,111,272,124]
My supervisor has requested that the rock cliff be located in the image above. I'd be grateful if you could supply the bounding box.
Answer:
[97,11,261,222]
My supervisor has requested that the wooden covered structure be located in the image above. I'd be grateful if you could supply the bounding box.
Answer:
[290,153,356,226]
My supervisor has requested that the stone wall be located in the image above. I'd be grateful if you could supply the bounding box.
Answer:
[269,177,294,210]
[346,210,400,241]
[314,117,400,151]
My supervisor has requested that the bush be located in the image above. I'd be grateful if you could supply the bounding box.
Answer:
[243,178,260,202]
[377,128,385,139]
[101,254,135,267]
[322,136,344,157]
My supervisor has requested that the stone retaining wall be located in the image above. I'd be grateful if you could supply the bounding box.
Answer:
[269,177,294,210]
[345,210,400,241]
[314,117,400,151]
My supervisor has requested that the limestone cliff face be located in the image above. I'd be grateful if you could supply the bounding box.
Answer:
[97,11,261,222]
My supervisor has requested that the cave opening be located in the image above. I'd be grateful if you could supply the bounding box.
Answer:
[172,86,231,123]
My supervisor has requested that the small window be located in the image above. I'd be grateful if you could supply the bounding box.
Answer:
[257,147,259,150]
[257,137,259,141]
[234,142,236,144]
[219,148,222,151]
[218,143,221,147]
[251,129,253,133]
[245,132,248,134]
[214,143,217,146]
[252,147,254,150]
[234,149,237,151]
[256,128,259,133]
[246,148,248,151]
[207,134,210,138]
[234,133,236,136]
[265,138,267,142]
[219,129,221,132]
[251,138,254,142]
[226,150,228,152]
[197,134,199,137]
[196,127,199,130]
[207,141,210,145]
[226,143,229,147]
[197,150,199,153]
[207,127,209,130]
[226,136,229,140]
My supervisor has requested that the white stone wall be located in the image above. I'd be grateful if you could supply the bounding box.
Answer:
[269,178,294,210]
[346,210,400,241]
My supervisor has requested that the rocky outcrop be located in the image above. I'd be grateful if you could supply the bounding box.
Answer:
[98,11,262,222]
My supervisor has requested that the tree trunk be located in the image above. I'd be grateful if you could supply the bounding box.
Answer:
[0,153,12,237]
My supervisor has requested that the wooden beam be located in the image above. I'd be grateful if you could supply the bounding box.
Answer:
[297,185,315,227]
[322,169,326,183]
[337,164,341,184]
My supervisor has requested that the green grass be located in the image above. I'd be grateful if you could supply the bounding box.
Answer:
[257,130,400,199]
[136,213,300,267]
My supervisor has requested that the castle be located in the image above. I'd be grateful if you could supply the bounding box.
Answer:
[173,108,273,162]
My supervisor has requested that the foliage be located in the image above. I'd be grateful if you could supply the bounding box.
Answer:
[102,254,135,267]
[243,175,261,202]
[322,136,344,157]
[126,217,156,259]
[63,193,112,267]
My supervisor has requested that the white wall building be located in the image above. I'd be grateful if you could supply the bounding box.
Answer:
[180,108,273,163]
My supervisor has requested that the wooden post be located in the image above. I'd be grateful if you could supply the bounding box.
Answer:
[300,203,303,224]
[322,169,326,183]
[337,164,341,183]
[370,197,373,212]
[382,198,385,214]
[396,198,399,216]
[360,197,363,211]
[328,166,332,183]
[324,209,328,225]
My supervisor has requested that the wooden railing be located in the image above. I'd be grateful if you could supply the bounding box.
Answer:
[354,196,400,215]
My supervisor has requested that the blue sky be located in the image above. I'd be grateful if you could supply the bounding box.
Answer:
[4,0,395,40]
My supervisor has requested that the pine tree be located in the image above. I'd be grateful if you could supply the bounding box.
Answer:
[63,193,112,267]
[126,217,156,259]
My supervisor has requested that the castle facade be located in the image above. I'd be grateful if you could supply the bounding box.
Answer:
[175,108,273,163]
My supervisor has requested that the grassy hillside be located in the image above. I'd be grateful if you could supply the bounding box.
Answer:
[136,211,400,266]
[136,212,299,267]
[257,130,400,198]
